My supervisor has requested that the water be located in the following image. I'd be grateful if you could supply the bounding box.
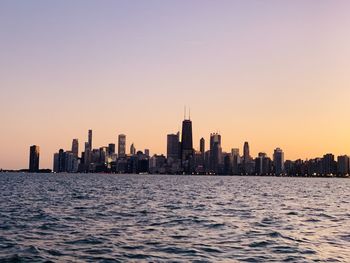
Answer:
[0,173,349,262]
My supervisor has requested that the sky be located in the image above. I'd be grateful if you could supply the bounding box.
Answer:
[1,0,350,169]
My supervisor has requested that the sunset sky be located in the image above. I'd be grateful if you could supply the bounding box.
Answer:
[1,1,350,169]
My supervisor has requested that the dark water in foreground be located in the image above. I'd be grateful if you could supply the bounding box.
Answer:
[0,173,349,262]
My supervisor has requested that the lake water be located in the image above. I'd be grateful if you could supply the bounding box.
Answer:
[0,173,349,262]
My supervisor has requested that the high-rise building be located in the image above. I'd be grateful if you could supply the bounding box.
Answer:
[108,143,115,156]
[273,148,285,175]
[223,153,232,175]
[71,139,79,157]
[322,153,336,175]
[255,152,270,175]
[99,147,108,163]
[84,142,91,167]
[337,155,349,175]
[199,137,206,170]
[58,149,66,173]
[53,153,59,172]
[210,133,222,173]
[65,151,78,173]
[167,133,180,161]
[200,137,205,155]
[242,141,255,174]
[118,134,126,157]
[181,118,194,173]
[88,130,92,151]
[29,145,40,172]
[130,143,136,155]
[231,148,240,174]
[243,141,250,162]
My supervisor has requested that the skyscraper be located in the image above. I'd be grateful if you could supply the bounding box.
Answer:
[88,129,92,151]
[200,137,205,155]
[71,139,79,157]
[181,118,194,173]
[243,141,250,162]
[118,134,126,157]
[210,133,222,173]
[242,141,254,174]
[53,153,59,172]
[29,145,40,172]
[99,147,108,163]
[84,142,91,167]
[337,155,349,175]
[58,149,66,173]
[322,153,336,175]
[130,143,136,155]
[167,133,180,161]
[231,148,240,174]
[108,143,115,156]
[255,152,270,175]
[273,148,285,175]
[200,137,206,170]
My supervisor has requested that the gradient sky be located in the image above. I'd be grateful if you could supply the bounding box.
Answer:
[1,0,350,169]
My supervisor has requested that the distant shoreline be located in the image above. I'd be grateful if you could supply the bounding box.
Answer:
[0,171,349,179]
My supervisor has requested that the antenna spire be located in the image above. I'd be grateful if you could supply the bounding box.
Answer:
[184,106,186,119]
[189,107,191,120]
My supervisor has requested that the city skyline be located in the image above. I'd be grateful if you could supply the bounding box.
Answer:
[8,115,350,177]
[2,1,350,169]
[2,111,350,170]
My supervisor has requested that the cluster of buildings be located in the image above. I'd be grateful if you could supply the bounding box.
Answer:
[27,116,350,177]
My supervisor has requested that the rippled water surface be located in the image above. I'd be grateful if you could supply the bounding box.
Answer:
[0,173,349,262]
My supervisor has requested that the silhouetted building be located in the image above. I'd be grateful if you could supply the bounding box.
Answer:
[242,141,254,174]
[194,151,205,174]
[84,142,91,167]
[29,145,40,172]
[130,143,136,155]
[99,147,108,163]
[285,159,305,176]
[307,158,323,175]
[322,154,336,175]
[273,148,284,175]
[108,143,115,156]
[71,139,79,157]
[65,151,78,173]
[337,155,349,175]
[181,119,194,173]
[167,133,180,162]
[255,152,271,175]
[53,153,59,172]
[200,137,205,155]
[243,141,250,162]
[210,133,222,174]
[58,149,66,173]
[88,130,92,151]
[150,154,167,173]
[199,137,205,170]
[118,134,126,157]
[231,148,240,174]
[223,153,232,175]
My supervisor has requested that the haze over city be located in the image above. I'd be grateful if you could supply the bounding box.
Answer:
[1,0,350,169]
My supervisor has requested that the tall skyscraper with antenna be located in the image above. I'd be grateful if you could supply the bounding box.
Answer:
[181,108,194,173]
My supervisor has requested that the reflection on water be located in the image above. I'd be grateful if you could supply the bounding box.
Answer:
[0,173,349,262]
